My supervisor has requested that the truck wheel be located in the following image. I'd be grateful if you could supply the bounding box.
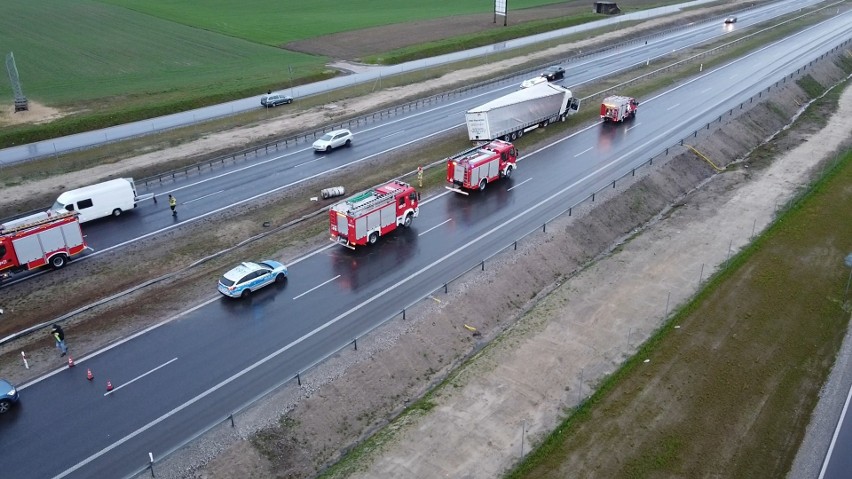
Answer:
[503,166,513,179]
[368,232,379,244]
[112,208,122,217]
[479,179,487,191]
[50,254,68,269]
[542,119,549,127]
[517,130,524,138]
[509,132,517,141]
[561,114,567,122]
[403,213,413,227]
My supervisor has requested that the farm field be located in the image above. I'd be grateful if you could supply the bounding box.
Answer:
[97,0,575,46]
[1,0,323,106]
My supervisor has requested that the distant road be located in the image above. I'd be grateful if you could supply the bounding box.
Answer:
[0,0,721,166]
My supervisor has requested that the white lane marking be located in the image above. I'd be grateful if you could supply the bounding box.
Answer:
[666,103,680,110]
[294,157,323,167]
[53,96,691,477]
[574,147,593,158]
[381,130,405,139]
[700,87,713,94]
[418,218,452,236]
[182,190,223,205]
[626,122,641,132]
[104,358,178,397]
[293,275,340,300]
[818,378,852,479]
[507,178,532,191]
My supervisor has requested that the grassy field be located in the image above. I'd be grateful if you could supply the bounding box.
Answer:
[507,111,852,476]
[1,0,323,106]
[97,0,572,46]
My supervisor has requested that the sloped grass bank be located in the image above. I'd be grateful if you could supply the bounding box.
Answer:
[509,148,852,477]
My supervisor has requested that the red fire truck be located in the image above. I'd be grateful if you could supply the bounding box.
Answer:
[0,211,87,280]
[445,139,518,195]
[330,180,419,249]
[600,95,639,123]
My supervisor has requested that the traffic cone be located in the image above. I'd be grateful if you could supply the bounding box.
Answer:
[106,380,113,392]
[67,355,75,368]
[86,368,93,381]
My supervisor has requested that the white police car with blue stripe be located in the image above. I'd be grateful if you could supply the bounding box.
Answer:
[218,260,288,299]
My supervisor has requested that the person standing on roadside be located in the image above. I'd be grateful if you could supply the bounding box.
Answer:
[51,324,68,357]
[169,194,177,216]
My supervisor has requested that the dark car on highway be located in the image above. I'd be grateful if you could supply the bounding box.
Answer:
[724,16,737,24]
[261,93,293,107]
[541,65,566,81]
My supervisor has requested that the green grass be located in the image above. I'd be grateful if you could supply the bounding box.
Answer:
[97,0,573,46]
[2,0,324,106]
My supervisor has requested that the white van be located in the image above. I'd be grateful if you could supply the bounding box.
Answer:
[52,178,138,223]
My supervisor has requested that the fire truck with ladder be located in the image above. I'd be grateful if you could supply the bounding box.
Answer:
[445,139,518,195]
[600,95,638,123]
[330,180,419,249]
[0,211,88,281]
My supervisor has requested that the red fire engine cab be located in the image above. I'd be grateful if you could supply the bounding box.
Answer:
[0,211,87,280]
[600,95,639,123]
[446,139,518,194]
[330,180,419,249]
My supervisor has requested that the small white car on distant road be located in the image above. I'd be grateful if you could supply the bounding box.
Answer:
[312,129,353,153]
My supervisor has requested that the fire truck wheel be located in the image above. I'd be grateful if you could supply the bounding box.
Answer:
[241,289,251,299]
[479,179,487,191]
[368,232,379,244]
[403,213,413,227]
[112,208,122,217]
[504,166,513,178]
[50,254,68,269]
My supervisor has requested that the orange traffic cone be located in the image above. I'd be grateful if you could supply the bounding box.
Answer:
[106,380,113,392]
[67,355,75,368]
[86,368,94,381]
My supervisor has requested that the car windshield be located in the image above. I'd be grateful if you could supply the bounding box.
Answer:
[219,276,236,287]
[319,133,334,141]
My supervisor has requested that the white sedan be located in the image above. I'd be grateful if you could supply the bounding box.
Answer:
[312,129,353,153]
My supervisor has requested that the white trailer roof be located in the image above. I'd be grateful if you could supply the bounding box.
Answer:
[468,83,571,113]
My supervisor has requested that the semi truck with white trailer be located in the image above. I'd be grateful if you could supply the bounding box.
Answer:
[465,83,580,142]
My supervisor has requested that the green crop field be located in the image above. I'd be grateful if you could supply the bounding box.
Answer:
[1,0,324,106]
[97,0,569,46]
